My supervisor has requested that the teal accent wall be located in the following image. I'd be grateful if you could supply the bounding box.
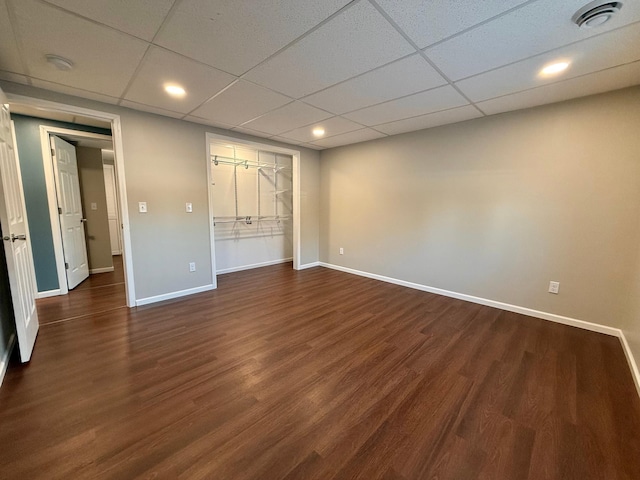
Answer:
[11,115,111,292]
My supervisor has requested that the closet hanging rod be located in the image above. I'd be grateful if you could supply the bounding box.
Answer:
[213,215,290,226]
[211,154,291,171]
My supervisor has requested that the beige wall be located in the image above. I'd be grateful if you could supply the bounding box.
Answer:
[320,87,640,350]
[1,81,320,302]
[76,146,113,271]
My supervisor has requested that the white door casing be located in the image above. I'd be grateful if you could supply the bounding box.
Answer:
[50,136,89,289]
[0,89,39,362]
[103,163,121,255]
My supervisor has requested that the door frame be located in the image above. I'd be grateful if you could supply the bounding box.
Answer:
[42,127,108,294]
[205,132,302,277]
[7,93,136,307]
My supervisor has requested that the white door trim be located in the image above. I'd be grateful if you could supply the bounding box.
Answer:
[40,127,110,294]
[8,93,136,307]
[205,132,302,275]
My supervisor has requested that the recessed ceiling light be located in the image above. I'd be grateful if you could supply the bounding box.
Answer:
[540,61,570,76]
[312,127,325,137]
[45,54,74,71]
[164,84,186,97]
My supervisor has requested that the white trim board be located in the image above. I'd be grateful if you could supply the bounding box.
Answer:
[620,332,640,398]
[0,333,16,388]
[297,261,320,270]
[217,258,293,275]
[90,267,114,274]
[135,284,215,307]
[318,262,640,398]
[36,289,61,299]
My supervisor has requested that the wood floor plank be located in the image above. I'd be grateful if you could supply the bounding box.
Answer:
[1,262,639,479]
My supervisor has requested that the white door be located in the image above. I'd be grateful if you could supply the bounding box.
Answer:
[103,163,121,255]
[51,136,89,289]
[0,90,39,362]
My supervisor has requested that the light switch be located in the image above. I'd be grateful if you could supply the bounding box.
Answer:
[139,201,147,213]
[91,202,97,210]
[186,202,193,213]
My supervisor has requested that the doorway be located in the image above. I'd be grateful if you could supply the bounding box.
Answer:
[7,94,136,308]
[206,133,301,279]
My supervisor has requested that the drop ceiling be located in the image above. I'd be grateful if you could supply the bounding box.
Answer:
[0,0,639,150]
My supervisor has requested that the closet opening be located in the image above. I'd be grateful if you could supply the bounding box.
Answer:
[206,133,301,280]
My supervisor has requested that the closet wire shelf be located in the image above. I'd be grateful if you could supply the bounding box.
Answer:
[212,154,292,172]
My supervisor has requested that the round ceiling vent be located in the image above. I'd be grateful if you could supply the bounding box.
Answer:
[572,1,623,28]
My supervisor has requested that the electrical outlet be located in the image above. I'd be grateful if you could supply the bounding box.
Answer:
[548,281,560,294]
[339,247,344,255]
[189,262,196,272]
[186,202,193,213]
[138,201,147,213]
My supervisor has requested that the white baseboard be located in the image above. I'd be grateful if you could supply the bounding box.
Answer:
[90,266,115,274]
[36,289,61,299]
[136,284,216,307]
[0,333,16,388]
[319,262,640,398]
[620,332,640,398]
[216,257,293,275]
[318,262,620,336]
[297,261,320,270]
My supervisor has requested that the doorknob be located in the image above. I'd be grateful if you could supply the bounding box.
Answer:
[80,218,87,223]
[11,234,26,242]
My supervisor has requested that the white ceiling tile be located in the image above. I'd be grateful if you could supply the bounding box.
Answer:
[426,0,640,80]
[374,105,483,135]
[119,100,185,119]
[245,1,415,98]
[12,0,148,97]
[301,143,325,150]
[42,0,174,41]
[0,71,29,85]
[311,128,386,148]
[477,60,640,116]
[184,115,235,130]
[124,47,236,114]
[30,78,121,105]
[343,85,468,126]
[230,125,273,140]
[270,136,304,146]
[279,116,362,143]
[0,0,25,74]
[241,101,332,135]
[190,80,291,126]
[375,0,529,48]
[456,23,640,102]
[155,0,351,76]
[302,54,447,114]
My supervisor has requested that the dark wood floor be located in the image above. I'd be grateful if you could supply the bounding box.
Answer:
[36,255,126,325]
[1,263,639,479]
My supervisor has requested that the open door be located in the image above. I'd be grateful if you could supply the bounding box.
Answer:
[50,135,89,289]
[0,88,39,362]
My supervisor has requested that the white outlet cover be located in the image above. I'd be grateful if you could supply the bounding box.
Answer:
[548,281,560,294]
[186,202,193,213]
[139,201,147,213]
[189,262,196,272]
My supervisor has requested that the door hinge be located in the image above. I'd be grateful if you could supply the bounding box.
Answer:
[58,207,62,215]
[65,262,69,270]
[51,148,55,157]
